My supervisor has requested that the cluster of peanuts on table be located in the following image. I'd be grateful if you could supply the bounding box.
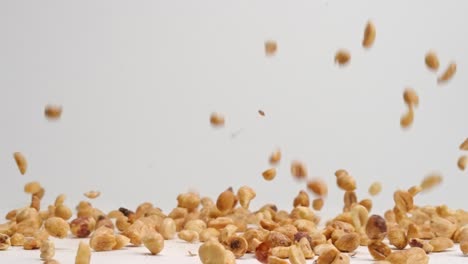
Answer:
[1,19,467,264]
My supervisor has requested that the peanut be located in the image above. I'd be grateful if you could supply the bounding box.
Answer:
[368,182,382,196]
[400,106,414,129]
[55,204,72,220]
[460,138,468,150]
[312,198,324,211]
[425,51,439,70]
[160,218,176,239]
[75,241,91,264]
[289,244,306,264]
[44,217,70,238]
[10,233,25,246]
[44,105,62,119]
[269,149,281,165]
[335,49,351,66]
[293,190,310,207]
[23,237,41,250]
[90,227,116,251]
[458,155,467,171]
[0,234,10,250]
[420,173,443,191]
[334,232,360,252]
[403,88,419,107]
[336,171,356,191]
[237,186,256,209]
[437,62,457,83]
[267,256,289,264]
[262,168,277,181]
[40,240,55,260]
[13,152,27,175]
[178,230,199,243]
[199,239,228,264]
[366,215,387,241]
[362,21,376,48]
[291,161,308,180]
[265,40,277,56]
[226,236,247,258]
[429,237,454,252]
[368,240,392,260]
[216,187,237,213]
[307,179,328,196]
[143,231,164,255]
[113,234,130,250]
[210,112,225,127]
[70,217,95,238]
[84,191,100,199]
[24,181,41,194]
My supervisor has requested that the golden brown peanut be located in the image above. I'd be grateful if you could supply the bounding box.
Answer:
[96,216,114,230]
[265,41,277,56]
[55,204,72,220]
[293,190,310,207]
[237,186,256,209]
[425,51,439,70]
[400,106,414,129]
[13,152,27,175]
[267,256,289,264]
[70,217,96,238]
[54,194,66,207]
[84,191,100,199]
[289,245,306,264]
[160,218,176,239]
[351,205,369,233]
[262,168,277,181]
[199,239,228,264]
[368,182,382,196]
[75,241,91,264]
[334,232,360,252]
[24,181,41,194]
[409,238,434,253]
[208,217,234,229]
[269,149,281,165]
[226,236,247,258]
[366,215,387,241]
[23,237,41,250]
[359,199,373,212]
[420,173,443,191]
[407,223,421,240]
[312,198,324,211]
[393,190,413,213]
[335,49,351,66]
[143,231,164,255]
[458,155,467,171]
[0,234,10,250]
[307,179,328,196]
[316,248,347,264]
[90,227,117,251]
[200,228,221,242]
[430,216,456,238]
[368,240,392,260]
[298,237,314,259]
[210,112,225,127]
[113,234,130,250]
[408,185,422,197]
[44,217,70,238]
[362,21,376,48]
[461,240,468,255]
[291,161,308,180]
[343,191,357,212]
[178,230,199,243]
[258,110,265,116]
[336,173,356,192]
[429,237,454,252]
[438,62,457,83]
[387,247,428,264]
[460,138,468,150]
[177,192,201,211]
[10,233,24,246]
[403,88,419,107]
[44,260,61,264]
[44,105,62,119]
[220,224,238,244]
[184,219,206,234]
[40,240,55,260]
[216,187,237,213]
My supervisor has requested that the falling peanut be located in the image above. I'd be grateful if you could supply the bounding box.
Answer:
[335,49,351,66]
[458,155,467,171]
[13,152,27,175]
[403,88,419,107]
[44,105,62,120]
[437,62,457,83]
[400,106,414,129]
[265,40,277,56]
[210,112,225,127]
[362,21,376,48]
[425,51,439,71]
[460,138,468,150]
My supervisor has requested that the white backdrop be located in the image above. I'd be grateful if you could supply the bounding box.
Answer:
[0,0,467,220]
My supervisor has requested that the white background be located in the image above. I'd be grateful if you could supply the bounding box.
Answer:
[1,0,467,226]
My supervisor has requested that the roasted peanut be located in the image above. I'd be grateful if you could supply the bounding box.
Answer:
[420,173,443,191]
[0,234,10,250]
[262,168,277,181]
[307,179,328,196]
[368,182,382,196]
[393,190,413,213]
[403,88,419,107]
[334,232,360,252]
[293,190,310,207]
[113,234,130,250]
[265,41,277,56]
[429,237,453,252]
[177,192,200,211]
[90,227,116,251]
[210,112,225,127]
[44,217,70,238]
[368,240,392,260]
[23,237,41,250]
[425,51,439,71]
[291,161,307,180]
[143,231,164,255]
[458,155,467,171]
[55,204,72,220]
[267,256,289,264]
[409,238,434,253]
[10,233,24,246]
[70,217,95,238]
[362,21,376,48]
[335,49,351,66]
[226,236,247,258]
[386,247,428,264]
[216,187,237,213]
[75,241,91,264]
[13,152,27,175]
[336,171,356,191]
[237,186,256,209]
[400,106,414,129]
[312,198,324,211]
[44,105,62,119]
[460,138,468,150]
[178,230,199,243]
[298,236,314,259]
[289,244,306,264]
[199,239,229,264]
[269,149,281,165]
[366,215,387,241]
[40,240,55,260]
[200,228,221,242]
[84,191,100,199]
[24,181,41,194]
[438,62,457,83]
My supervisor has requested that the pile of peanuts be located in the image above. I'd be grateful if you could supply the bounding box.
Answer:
[1,16,466,264]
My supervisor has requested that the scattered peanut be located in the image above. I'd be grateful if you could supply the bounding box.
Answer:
[10,233,25,246]
[262,168,277,181]
[160,218,176,239]
[368,182,382,196]
[0,234,10,250]
[460,138,468,150]
[44,105,62,119]
[237,186,256,209]
[199,239,229,264]
[425,51,439,71]
[312,198,324,211]
[403,88,419,107]
[289,244,306,264]
[291,161,308,180]
[335,49,351,66]
[429,237,454,252]
[44,217,70,238]
[40,240,55,260]
[210,112,225,127]
[24,181,42,194]
[84,191,101,199]
[216,187,237,213]
[269,149,281,165]
[437,62,457,83]
[362,21,376,48]
[143,231,164,255]
[75,241,91,264]
[366,215,387,241]
[178,230,199,243]
[13,152,27,175]
[226,236,247,258]
[265,40,278,56]
[420,173,443,191]
[400,106,414,129]
[458,155,467,171]
[368,240,392,260]
[307,179,328,196]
